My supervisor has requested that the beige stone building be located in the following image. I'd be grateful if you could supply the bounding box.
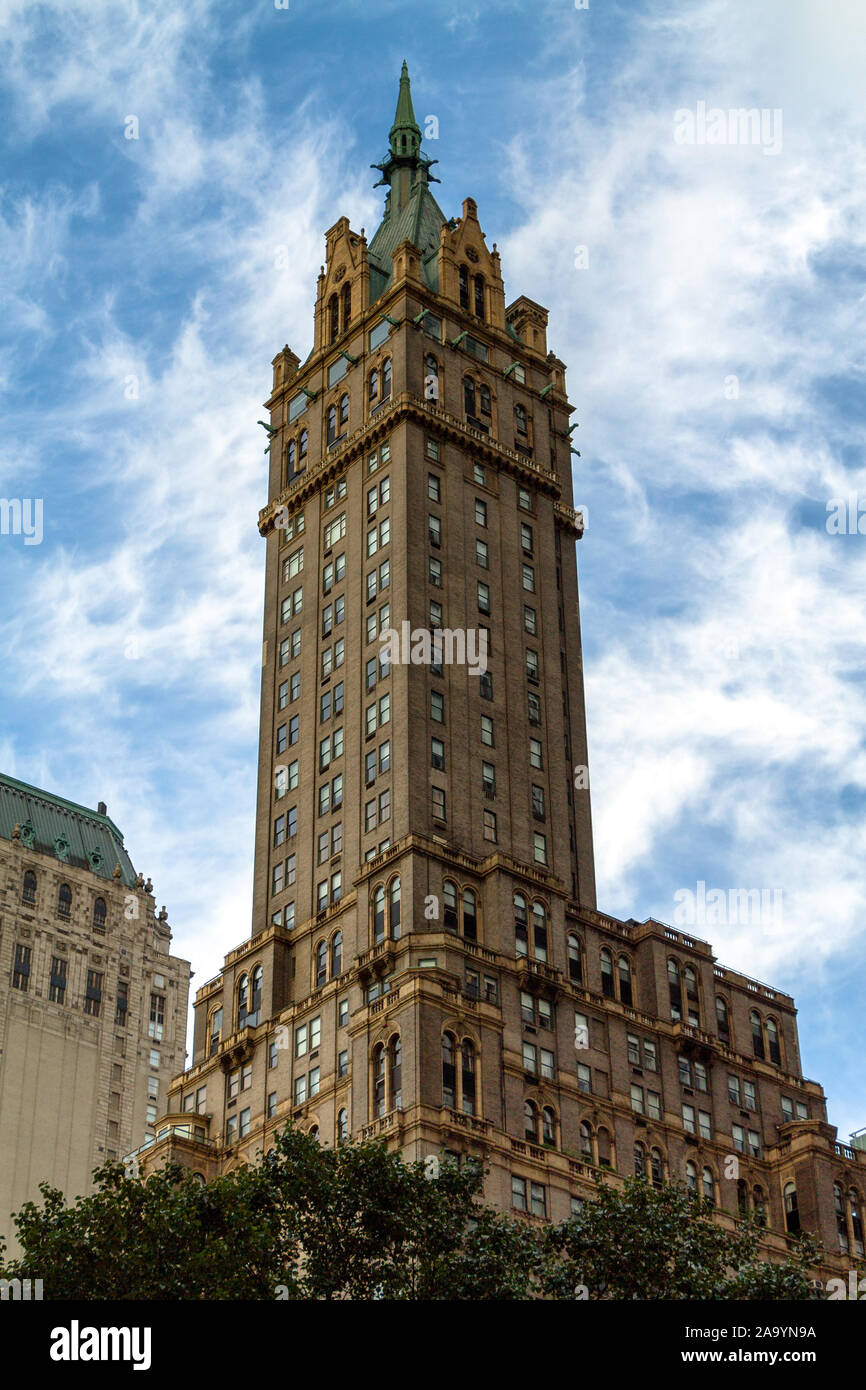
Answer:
[140,65,865,1279]
[0,773,189,1252]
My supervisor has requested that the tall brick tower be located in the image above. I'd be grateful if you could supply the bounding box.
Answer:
[145,71,865,1266]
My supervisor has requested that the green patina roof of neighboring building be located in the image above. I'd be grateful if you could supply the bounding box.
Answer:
[0,772,138,886]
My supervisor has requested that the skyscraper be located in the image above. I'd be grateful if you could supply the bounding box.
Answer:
[0,774,189,1252]
[141,67,865,1276]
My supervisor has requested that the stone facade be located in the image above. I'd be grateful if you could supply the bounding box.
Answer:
[0,774,189,1253]
[141,67,865,1281]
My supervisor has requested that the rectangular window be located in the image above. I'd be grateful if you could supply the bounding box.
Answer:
[480,715,494,746]
[49,955,67,1005]
[577,1063,592,1094]
[428,472,441,501]
[540,1049,555,1080]
[524,606,537,634]
[522,1042,537,1075]
[432,787,446,821]
[477,581,490,613]
[511,1175,527,1212]
[428,556,442,587]
[647,1091,662,1121]
[148,992,165,1041]
[529,738,543,769]
[431,737,445,770]
[431,690,445,723]
[476,539,488,568]
[682,1104,696,1134]
[482,809,497,842]
[475,499,487,527]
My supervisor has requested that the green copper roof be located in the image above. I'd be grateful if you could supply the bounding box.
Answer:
[369,62,446,302]
[368,178,447,299]
[0,772,138,886]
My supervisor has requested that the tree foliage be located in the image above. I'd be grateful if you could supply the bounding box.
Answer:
[0,1129,825,1301]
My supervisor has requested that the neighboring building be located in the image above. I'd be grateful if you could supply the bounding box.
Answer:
[139,66,865,1278]
[0,773,189,1251]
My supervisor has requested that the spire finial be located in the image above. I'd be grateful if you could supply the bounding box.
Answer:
[371,62,439,212]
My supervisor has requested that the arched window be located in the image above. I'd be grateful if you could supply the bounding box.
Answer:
[685,1160,698,1194]
[327,404,337,446]
[424,353,439,402]
[524,1100,538,1142]
[579,1120,592,1157]
[337,1107,348,1142]
[315,940,328,989]
[382,357,391,402]
[651,1148,664,1189]
[250,965,263,1024]
[389,876,401,939]
[209,1007,222,1056]
[372,1044,386,1118]
[750,1010,765,1060]
[850,1188,864,1256]
[463,888,477,941]
[479,382,491,415]
[473,274,485,319]
[668,960,682,1021]
[463,375,476,417]
[461,1039,476,1115]
[329,294,339,343]
[373,884,385,944]
[596,1127,611,1168]
[459,264,469,310]
[514,893,528,957]
[542,1106,556,1147]
[634,1142,646,1179]
[286,438,296,482]
[309,1124,319,1141]
[784,1182,800,1234]
[683,965,700,1025]
[715,995,730,1045]
[339,392,349,428]
[442,1031,456,1109]
[702,1167,715,1204]
[369,368,379,404]
[514,403,528,435]
[600,948,614,998]
[736,1178,749,1216]
[753,1185,767,1227]
[766,1016,781,1065]
[618,955,633,1006]
[834,1183,848,1250]
[331,930,342,979]
[22,869,37,904]
[567,933,583,984]
[532,902,548,962]
[237,974,248,1029]
[389,1035,402,1110]
[443,880,458,932]
[298,429,307,461]
[57,883,72,918]
[93,897,107,930]
[341,281,351,332]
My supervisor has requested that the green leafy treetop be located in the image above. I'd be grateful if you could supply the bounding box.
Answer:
[0,1128,826,1301]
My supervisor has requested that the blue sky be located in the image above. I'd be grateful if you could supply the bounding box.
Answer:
[1,0,864,1136]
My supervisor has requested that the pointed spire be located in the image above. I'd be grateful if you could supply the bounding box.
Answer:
[371,61,439,218]
[389,60,421,160]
